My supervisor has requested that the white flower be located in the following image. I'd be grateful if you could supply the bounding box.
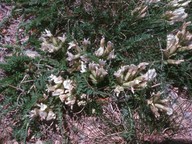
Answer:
[82,38,91,46]
[80,94,87,99]
[166,7,188,25]
[88,62,108,84]
[168,0,191,7]
[77,100,87,106]
[42,29,52,37]
[88,62,108,78]
[94,37,115,60]
[58,34,66,43]
[24,50,40,58]
[52,89,64,96]
[46,110,56,121]
[29,108,39,119]
[80,61,87,73]
[167,34,179,52]
[143,69,157,81]
[98,59,106,67]
[65,98,76,109]
[114,65,129,78]
[95,46,104,56]
[108,50,116,59]
[114,65,129,83]
[114,86,124,97]
[59,94,68,102]
[147,92,173,117]
[66,51,75,61]
[138,62,149,70]
[166,59,184,65]
[49,74,63,84]
[172,7,188,20]
[154,104,173,115]
[39,111,47,120]
[96,67,108,78]
[63,79,74,91]
[68,41,77,50]
[66,51,80,61]
[41,42,55,53]
[37,103,48,111]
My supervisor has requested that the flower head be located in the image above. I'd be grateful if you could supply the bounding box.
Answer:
[165,7,188,25]
[58,34,66,43]
[94,37,116,60]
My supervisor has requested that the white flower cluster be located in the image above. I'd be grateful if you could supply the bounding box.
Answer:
[47,74,77,109]
[88,60,108,84]
[40,29,66,53]
[165,0,191,25]
[147,92,173,118]
[66,37,113,84]
[114,62,157,95]
[29,103,56,121]
[66,39,90,72]
[46,74,89,109]
[94,37,116,60]
[163,21,192,64]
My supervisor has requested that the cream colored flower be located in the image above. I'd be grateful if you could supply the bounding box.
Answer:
[77,100,87,106]
[65,97,76,109]
[46,110,56,121]
[49,74,63,84]
[52,89,64,96]
[95,46,104,57]
[114,86,124,97]
[88,61,108,84]
[42,29,53,37]
[114,65,129,83]
[82,38,91,45]
[166,59,184,64]
[41,42,56,53]
[39,111,47,120]
[80,61,87,73]
[164,34,179,58]
[114,63,156,93]
[80,94,87,99]
[63,79,75,91]
[59,94,68,102]
[68,41,77,50]
[94,37,116,60]
[163,21,192,64]
[168,0,191,7]
[143,69,157,81]
[114,63,150,85]
[58,34,66,43]
[37,103,48,111]
[66,52,74,61]
[29,108,39,119]
[165,7,188,25]
[147,92,173,118]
